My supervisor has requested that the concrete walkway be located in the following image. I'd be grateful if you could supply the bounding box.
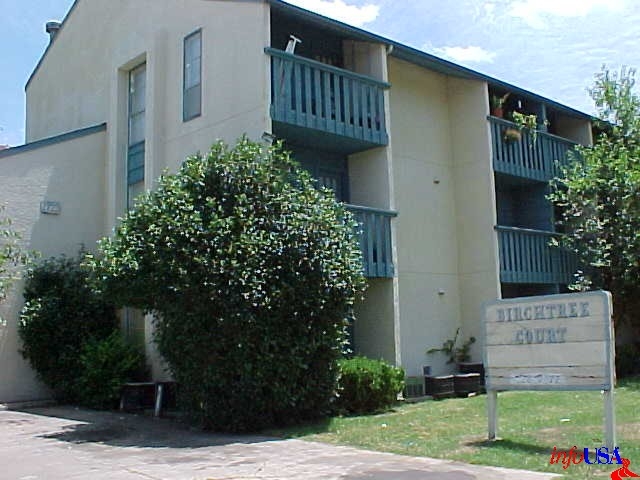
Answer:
[0,406,558,479]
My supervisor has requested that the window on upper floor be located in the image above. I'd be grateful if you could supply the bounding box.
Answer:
[183,30,202,121]
[127,63,146,209]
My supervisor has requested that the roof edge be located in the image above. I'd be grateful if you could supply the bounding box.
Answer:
[270,0,593,120]
[25,0,80,91]
[0,123,107,159]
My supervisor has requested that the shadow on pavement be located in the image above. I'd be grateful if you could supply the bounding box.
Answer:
[18,405,276,449]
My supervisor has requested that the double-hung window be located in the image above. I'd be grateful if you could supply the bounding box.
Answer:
[183,30,202,121]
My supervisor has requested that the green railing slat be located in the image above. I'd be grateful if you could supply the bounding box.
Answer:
[496,226,578,285]
[267,49,389,147]
[304,65,313,128]
[489,116,578,181]
[345,205,397,279]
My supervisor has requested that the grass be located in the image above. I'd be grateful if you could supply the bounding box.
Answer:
[267,378,640,479]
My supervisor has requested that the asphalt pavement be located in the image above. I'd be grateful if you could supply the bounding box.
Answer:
[0,406,558,479]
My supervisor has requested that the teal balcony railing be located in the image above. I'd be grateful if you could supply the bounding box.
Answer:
[267,48,389,148]
[489,117,578,181]
[347,204,397,278]
[496,226,578,285]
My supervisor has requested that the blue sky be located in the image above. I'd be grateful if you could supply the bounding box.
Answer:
[1,0,639,146]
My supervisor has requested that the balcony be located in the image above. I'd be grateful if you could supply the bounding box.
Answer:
[266,48,390,154]
[347,204,396,278]
[489,117,578,181]
[496,226,578,285]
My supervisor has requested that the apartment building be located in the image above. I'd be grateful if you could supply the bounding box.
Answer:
[0,0,593,402]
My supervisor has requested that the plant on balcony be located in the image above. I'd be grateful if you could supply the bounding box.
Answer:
[503,127,522,143]
[91,137,367,432]
[426,328,476,365]
[511,112,549,146]
[490,93,510,118]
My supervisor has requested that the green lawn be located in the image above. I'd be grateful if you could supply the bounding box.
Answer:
[267,378,640,479]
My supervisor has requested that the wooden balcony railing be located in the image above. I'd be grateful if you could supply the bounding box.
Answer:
[346,204,397,278]
[489,117,578,181]
[267,48,389,147]
[496,226,578,285]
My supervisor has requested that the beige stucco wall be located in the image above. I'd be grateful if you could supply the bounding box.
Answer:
[0,129,106,403]
[447,77,501,360]
[353,279,396,363]
[554,115,593,146]
[388,58,464,376]
[26,0,271,231]
[346,44,399,365]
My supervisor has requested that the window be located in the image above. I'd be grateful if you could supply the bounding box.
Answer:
[127,63,146,209]
[183,30,202,121]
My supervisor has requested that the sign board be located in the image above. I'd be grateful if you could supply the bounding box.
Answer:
[483,291,616,448]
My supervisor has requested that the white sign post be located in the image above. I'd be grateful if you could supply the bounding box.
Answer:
[484,291,616,449]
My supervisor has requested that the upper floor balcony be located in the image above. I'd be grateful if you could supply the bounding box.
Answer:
[489,116,578,182]
[347,204,396,278]
[266,48,390,154]
[496,225,578,285]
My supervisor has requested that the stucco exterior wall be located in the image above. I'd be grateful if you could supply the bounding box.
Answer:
[0,128,106,403]
[26,0,271,231]
[554,115,593,146]
[353,279,396,363]
[447,77,501,360]
[388,58,463,376]
[346,44,399,366]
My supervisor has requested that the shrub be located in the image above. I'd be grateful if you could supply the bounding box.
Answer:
[19,255,118,402]
[336,356,405,414]
[616,343,640,378]
[77,331,146,409]
[0,204,29,301]
[93,138,366,431]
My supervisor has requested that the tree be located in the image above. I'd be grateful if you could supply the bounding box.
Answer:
[93,138,366,431]
[0,205,28,303]
[549,67,640,331]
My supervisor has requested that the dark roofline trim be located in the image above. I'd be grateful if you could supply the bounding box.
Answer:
[26,0,592,120]
[0,123,106,159]
[270,0,593,120]
[25,0,80,90]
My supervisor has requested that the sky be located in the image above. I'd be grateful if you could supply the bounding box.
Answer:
[1,0,640,146]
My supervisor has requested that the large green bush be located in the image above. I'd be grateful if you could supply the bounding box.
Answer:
[19,255,119,402]
[78,331,146,409]
[93,138,366,431]
[336,356,405,414]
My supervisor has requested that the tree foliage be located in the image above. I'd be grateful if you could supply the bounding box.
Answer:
[19,255,119,402]
[0,205,29,302]
[549,67,640,329]
[93,138,366,431]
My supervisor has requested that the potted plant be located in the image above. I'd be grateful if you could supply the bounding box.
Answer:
[426,329,480,397]
[426,328,476,365]
[503,127,522,143]
[490,93,510,118]
[424,374,455,399]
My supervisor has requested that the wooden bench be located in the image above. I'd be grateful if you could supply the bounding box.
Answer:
[119,382,175,417]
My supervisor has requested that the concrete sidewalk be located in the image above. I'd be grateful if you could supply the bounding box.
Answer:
[0,406,558,479]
